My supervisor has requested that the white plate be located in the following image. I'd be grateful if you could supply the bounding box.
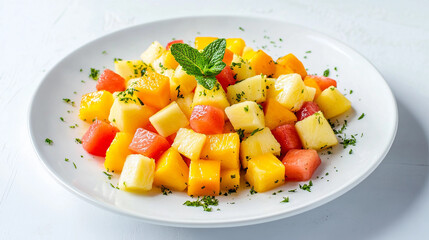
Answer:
[29,15,398,228]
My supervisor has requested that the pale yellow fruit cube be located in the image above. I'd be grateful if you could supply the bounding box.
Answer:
[149,101,189,137]
[227,75,267,104]
[245,153,285,192]
[225,101,264,133]
[295,111,338,150]
[172,128,207,160]
[171,65,197,96]
[176,93,194,119]
[230,54,256,81]
[119,154,155,192]
[114,60,147,81]
[192,83,230,111]
[315,86,352,119]
[140,41,166,64]
[200,133,240,170]
[304,86,316,102]
[273,73,306,111]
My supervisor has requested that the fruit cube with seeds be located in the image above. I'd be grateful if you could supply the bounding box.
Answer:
[129,70,170,109]
[230,54,256,81]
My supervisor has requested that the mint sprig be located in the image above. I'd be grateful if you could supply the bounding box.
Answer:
[170,38,226,90]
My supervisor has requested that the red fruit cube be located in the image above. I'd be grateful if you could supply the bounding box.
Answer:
[216,65,236,92]
[96,69,126,93]
[166,39,184,50]
[128,128,170,159]
[282,149,321,181]
[272,124,302,155]
[190,105,224,134]
[296,101,320,121]
[307,75,337,91]
[82,120,119,157]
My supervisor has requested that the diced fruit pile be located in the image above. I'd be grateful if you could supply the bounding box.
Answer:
[78,37,352,196]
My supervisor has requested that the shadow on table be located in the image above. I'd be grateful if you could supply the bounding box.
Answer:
[178,99,429,239]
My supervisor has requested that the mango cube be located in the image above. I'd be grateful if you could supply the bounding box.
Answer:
[79,90,113,123]
[188,159,220,196]
[129,71,171,109]
[176,92,194,119]
[114,60,147,81]
[201,133,240,170]
[149,101,189,137]
[172,128,207,160]
[230,54,255,81]
[192,83,230,111]
[140,41,166,64]
[104,132,134,172]
[226,75,266,104]
[276,53,307,79]
[273,64,294,78]
[303,76,322,99]
[245,153,285,192]
[226,38,246,56]
[295,111,338,150]
[315,87,352,119]
[249,50,276,76]
[225,101,264,133]
[272,73,306,112]
[153,148,189,191]
[242,46,257,60]
[164,50,179,69]
[119,154,155,192]
[264,98,297,129]
[220,169,240,193]
[195,37,218,50]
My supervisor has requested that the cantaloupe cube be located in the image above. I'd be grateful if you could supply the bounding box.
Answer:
[230,54,255,81]
[140,41,166,64]
[192,83,230,111]
[249,50,276,76]
[226,75,266,104]
[195,37,218,50]
[79,90,113,123]
[188,159,220,196]
[303,76,322,99]
[304,86,316,102]
[108,92,157,133]
[315,87,351,119]
[295,111,338,150]
[240,127,281,169]
[170,65,197,100]
[272,73,306,112]
[225,101,264,133]
[201,133,240,170]
[172,128,207,160]
[242,46,257,60]
[245,153,285,192]
[153,148,189,191]
[276,53,307,79]
[104,132,134,172]
[119,154,155,192]
[164,50,179,69]
[264,98,297,129]
[220,169,240,192]
[149,102,189,137]
[226,38,246,56]
[129,71,170,109]
[114,60,147,81]
[176,92,194,119]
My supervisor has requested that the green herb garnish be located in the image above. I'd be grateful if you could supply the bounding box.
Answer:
[323,69,330,77]
[358,113,365,120]
[299,180,313,192]
[45,138,53,145]
[89,68,100,80]
[280,197,289,203]
[183,196,219,212]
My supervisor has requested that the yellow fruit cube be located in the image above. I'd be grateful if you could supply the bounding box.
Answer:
[140,41,166,64]
[273,64,294,78]
[104,132,134,173]
[315,87,352,119]
[226,38,246,56]
[119,154,155,192]
[304,86,316,102]
[303,76,322,99]
[79,90,114,123]
[245,153,285,192]
[230,54,256,81]
[192,83,230,111]
[226,75,267,104]
[188,159,220,196]
[170,65,197,99]
[240,127,281,169]
[201,133,240,170]
[153,148,189,191]
[176,92,194,119]
[276,53,307,79]
[172,128,207,160]
[114,60,147,81]
[225,101,264,133]
[164,50,179,69]
[149,102,189,137]
[151,53,167,74]
[195,37,218,50]
[272,73,306,112]
[242,46,257,60]
[249,50,276,76]
[295,111,338,150]
[220,169,240,193]
[129,71,171,109]
[264,98,297,129]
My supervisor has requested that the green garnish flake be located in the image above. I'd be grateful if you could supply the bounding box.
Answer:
[250,186,257,195]
[288,189,296,192]
[349,149,353,154]
[280,197,289,203]
[236,129,245,142]
[250,128,263,136]
[102,50,107,54]
[358,113,365,120]
[323,69,330,77]
[62,98,75,106]
[176,85,184,98]
[103,171,112,180]
[305,50,312,54]
[75,138,82,144]
[73,162,77,169]
[299,180,313,192]
[60,117,65,122]
[239,27,245,31]
[45,138,53,145]
[65,158,69,162]
[183,196,219,212]
[161,186,172,195]
[244,106,249,112]
[89,68,100,80]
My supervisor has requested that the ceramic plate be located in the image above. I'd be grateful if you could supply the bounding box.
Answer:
[29,15,398,227]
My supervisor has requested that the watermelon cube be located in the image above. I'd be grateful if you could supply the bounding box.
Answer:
[190,105,224,134]
[282,149,321,181]
[96,69,126,93]
[271,124,302,155]
[128,128,170,159]
[295,101,321,121]
[82,120,119,157]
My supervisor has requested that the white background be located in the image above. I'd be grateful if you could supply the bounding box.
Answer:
[1,0,429,239]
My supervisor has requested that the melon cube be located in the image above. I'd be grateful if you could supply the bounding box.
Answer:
[140,41,166,64]
[245,153,285,192]
[188,159,220,196]
[79,90,114,123]
[201,133,240,170]
[264,98,297,129]
[226,75,266,104]
[114,60,147,81]
[104,132,134,173]
[172,128,207,160]
[153,148,189,191]
[192,83,230,111]
[225,101,264,133]
[295,111,338,150]
[119,154,155,192]
[129,71,171,109]
[230,54,256,81]
[315,86,352,119]
[272,73,306,112]
[149,102,189,137]
[220,169,240,193]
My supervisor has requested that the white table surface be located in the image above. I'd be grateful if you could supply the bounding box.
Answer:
[1,0,429,239]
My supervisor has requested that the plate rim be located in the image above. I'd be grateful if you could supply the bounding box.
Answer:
[28,14,398,228]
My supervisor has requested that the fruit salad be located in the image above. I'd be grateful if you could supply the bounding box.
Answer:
[78,37,352,197]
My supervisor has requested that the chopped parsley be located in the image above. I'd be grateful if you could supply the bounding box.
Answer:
[89,68,100,80]
[183,196,219,212]
[349,149,353,154]
[250,186,257,195]
[65,158,69,162]
[299,180,313,192]
[60,117,65,122]
[280,197,289,203]
[288,189,297,192]
[244,106,249,112]
[250,128,263,136]
[323,69,330,77]
[75,138,82,144]
[103,171,112,180]
[45,138,53,145]
[73,162,77,169]
[236,129,245,141]
[62,98,75,106]
[161,186,172,195]
[102,50,107,54]
[176,85,184,98]
[305,50,312,54]
[239,27,245,31]
[339,134,357,148]
[358,113,365,120]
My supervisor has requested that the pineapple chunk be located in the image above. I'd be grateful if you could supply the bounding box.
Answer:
[226,38,246,56]
[170,65,197,100]
[176,92,194,119]
[140,41,166,64]
[315,87,352,119]
[79,90,113,123]
[195,37,218,50]
[104,132,134,172]
[245,153,285,192]
[230,54,255,81]
[172,128,207,160]
[108,93,157,133]
[188,159,220,196]
[151,53,167,74]
[265,78,277,99]
[264,98,297,129]
[295,111,338,150]
[226,75,267,104]
[201,133,240,170]
[242,46,257,60]
[225,101,264,133]
[119,154,155,192]
[153,148,189,191]
[220,169,240,192]
[240,127,281,169]
[304,86,316,102]
[272,73,306,112]
[192,83,230,111]
[149,102,189,137]
[114,60,147,81]
[129,71,171,109]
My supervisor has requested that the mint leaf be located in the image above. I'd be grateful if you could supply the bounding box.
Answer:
[196,76,217,90]
[205,61,226,76]
[170,43,205,76]
[202,39,226,69]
